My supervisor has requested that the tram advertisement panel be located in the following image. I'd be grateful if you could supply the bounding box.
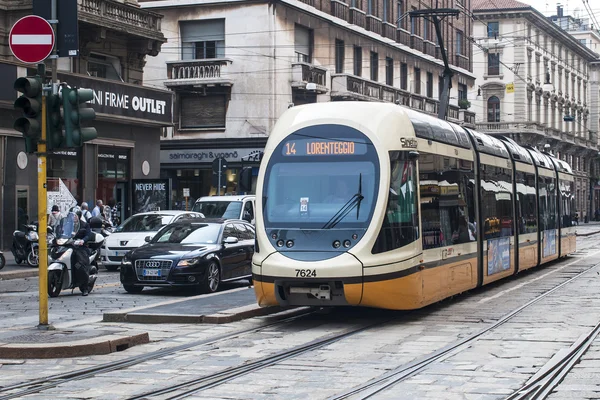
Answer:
[487,237,510,275]
[543,230,557,257]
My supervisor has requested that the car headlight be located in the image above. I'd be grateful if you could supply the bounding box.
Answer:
[177,258,201,267]
[121,254,132,265]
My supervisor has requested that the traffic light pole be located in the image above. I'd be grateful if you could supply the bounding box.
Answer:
[38,83,50,330]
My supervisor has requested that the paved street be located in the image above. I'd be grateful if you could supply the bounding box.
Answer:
[1,230,600,399]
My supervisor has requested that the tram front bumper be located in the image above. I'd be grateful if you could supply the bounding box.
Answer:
[252,252,363,307]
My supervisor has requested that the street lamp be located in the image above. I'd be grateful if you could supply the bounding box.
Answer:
[475,86,482,100]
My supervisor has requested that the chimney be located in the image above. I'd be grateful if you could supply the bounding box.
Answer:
[557,5,563,17]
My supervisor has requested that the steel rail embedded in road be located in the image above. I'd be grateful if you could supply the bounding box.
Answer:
[127,318,393,400]
[328,252,600,400]
[0,307,316,400]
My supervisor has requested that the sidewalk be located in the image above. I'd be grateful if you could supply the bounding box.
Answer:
[0,252,39,280]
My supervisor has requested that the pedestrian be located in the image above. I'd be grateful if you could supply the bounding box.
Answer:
[595,208,600,222]
[81,202,92,222]
[48,205,62,230]
[92,199,103,217]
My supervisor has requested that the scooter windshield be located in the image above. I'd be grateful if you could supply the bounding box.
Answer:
[56,213,80,239]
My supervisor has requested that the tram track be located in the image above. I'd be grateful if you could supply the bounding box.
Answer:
[0,307,318,400]
[328,252,600,400]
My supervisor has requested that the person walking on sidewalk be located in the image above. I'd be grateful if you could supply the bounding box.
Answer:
[91,199,103,218]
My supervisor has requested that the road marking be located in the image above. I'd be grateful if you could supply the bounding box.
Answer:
[478,249,600,304]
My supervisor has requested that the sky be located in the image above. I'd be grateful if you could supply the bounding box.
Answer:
[519,0,600,20]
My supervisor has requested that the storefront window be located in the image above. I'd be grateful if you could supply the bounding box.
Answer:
[97,148,130,223]
[47,150,80,202]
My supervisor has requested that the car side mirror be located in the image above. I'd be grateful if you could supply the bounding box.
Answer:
[223,236,238,244]
[144,236,152,243]
[243,212,252,222]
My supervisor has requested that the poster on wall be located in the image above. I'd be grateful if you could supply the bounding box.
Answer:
[47,178,78,217]
[543,230,557,258]
[132,179,170,214]
[487,237,510,275]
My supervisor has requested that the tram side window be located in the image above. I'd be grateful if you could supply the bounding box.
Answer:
[538,176,548,231]
[480,164,513,239]
[515,171,537,234]
[546,176,558,230]
[372,152,419,254]
[420,154,476,249]
[560,180,574,227]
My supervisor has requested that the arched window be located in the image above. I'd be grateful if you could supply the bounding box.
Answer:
[487,96,501,122]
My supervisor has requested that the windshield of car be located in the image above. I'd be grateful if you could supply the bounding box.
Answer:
[192,201,242,219]
[153,224,222,244]
[115,214,175,233]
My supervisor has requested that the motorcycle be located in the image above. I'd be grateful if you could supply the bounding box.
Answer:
[11,224,39,267]
[48,213,104,297]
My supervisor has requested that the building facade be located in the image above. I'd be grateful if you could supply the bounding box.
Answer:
[141,0,477,206]
[0,0,169,249]
[471,0,600,221]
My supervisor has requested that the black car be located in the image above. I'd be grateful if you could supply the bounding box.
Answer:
[120,219,255,294]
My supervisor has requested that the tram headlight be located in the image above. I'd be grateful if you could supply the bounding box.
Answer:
[276,240,284,247]
[286,240,294,248]
[332,240,341,248]
[271,233,278,239]
[352,234,358,240]
[343,240,351,248]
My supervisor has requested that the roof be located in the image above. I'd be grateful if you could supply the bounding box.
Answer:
[196,195,255,202]
[472,0,531,10]
[169,218,251,225]
[133,210,202,216]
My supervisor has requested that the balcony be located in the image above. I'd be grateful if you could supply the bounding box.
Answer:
[291,62,328,93]
[349,7,366,28]
[80,0,165,49]
[165,59,233,88]
[366,15,383,36]
[455,54,470,71]
[410,35,424,53]
[298,0,315,6]
[382,22,396,40]
[460,110,476,129]
[423,41,436,57]
[397,29,410,46]
[330,0,349,20]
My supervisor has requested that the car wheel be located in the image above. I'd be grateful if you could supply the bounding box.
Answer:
[202,261,220,293]
[105,265,119,272]
[0,253,5,271]
[123,284,143,294]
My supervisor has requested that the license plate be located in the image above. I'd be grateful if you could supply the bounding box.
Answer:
[143,269,161,277]
[115,251,125,257]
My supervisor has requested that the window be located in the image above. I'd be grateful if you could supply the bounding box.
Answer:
[385,57,394,85]
[410,6,419,36]
[372,152,419,253]
[354,46,362,76]
[423,19,429,41]
[488,53,500,75]
[438,75,444,101]
[487,22,499,38]
[335,39,345,74]
[368,0,374,15]
[180,92,227,129]
[456,30,463,55]
[87,53,122,81]
[414,67,421,94]
[458,83,467,100]
[181,19,225,60]
[515,171,538,234]
[295,24,312,62]
[419,154,476,250]
[579,39,586,46]
[383,0,391,23]
[400,63,408,90]
[426,72,433,97]
[397,0,406,30]
[370,51,378,81]
[487,96,500,122]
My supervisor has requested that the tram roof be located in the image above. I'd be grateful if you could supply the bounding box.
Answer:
[400,107,472,149]
[525,146,555,170]
[463,128,510,159]
[493,136,533,164]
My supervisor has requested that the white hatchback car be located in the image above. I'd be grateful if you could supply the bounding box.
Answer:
[102,210,204,271]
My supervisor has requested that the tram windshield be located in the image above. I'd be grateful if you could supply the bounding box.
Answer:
[263,126,379,229]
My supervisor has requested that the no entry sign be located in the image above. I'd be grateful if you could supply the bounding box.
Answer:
[9,15,55,64]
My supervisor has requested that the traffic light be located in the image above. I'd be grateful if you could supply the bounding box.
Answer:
[14,76,43,153]
[62,86,97,147]
[46,93,63,150]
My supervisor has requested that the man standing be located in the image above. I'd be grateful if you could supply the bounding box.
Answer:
[92,199,103,217]
[81,202,93,221]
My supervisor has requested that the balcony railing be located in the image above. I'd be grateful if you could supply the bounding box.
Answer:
[349,7,366,28]
[410,35,424,53]
[292,62,328,93]
[298,0,315,6]
[397,29,410,46]
[165,59,233,87]
[423,41,436,57]
[382,22,396,40]
[455,54,470,71]
[366,15,383,36]
[79,0,164,41]
[331,0,349,20]
[461,110,476,128]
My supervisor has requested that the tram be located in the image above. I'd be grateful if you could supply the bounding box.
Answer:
[252,102,576,310]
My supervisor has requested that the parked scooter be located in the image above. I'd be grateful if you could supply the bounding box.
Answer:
[11,224,39,267]
[48,213,104,297]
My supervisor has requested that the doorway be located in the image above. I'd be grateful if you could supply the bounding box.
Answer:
[16,186,29,230]
[115,182,128,225]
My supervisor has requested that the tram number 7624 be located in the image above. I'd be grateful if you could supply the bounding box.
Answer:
[295,269,317,277]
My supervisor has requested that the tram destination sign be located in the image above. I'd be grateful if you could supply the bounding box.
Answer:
[282,138,367,156]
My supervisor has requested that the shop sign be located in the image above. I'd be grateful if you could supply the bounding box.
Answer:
[57,72,173,124]
[132,179,170,214]
[47,178,77,217]
[161,148,264,164]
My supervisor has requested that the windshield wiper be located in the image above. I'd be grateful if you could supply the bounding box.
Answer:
[322,174,364,230]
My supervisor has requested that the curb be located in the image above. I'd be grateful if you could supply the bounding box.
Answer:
[576,230,600,237]
[0,270,39,281]
[0,332,149,359]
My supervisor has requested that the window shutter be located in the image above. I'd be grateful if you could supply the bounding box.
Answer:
[180,94,226,129]
[181,20,225,42]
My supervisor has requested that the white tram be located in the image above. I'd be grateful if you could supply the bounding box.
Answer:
[252,102,576,310]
